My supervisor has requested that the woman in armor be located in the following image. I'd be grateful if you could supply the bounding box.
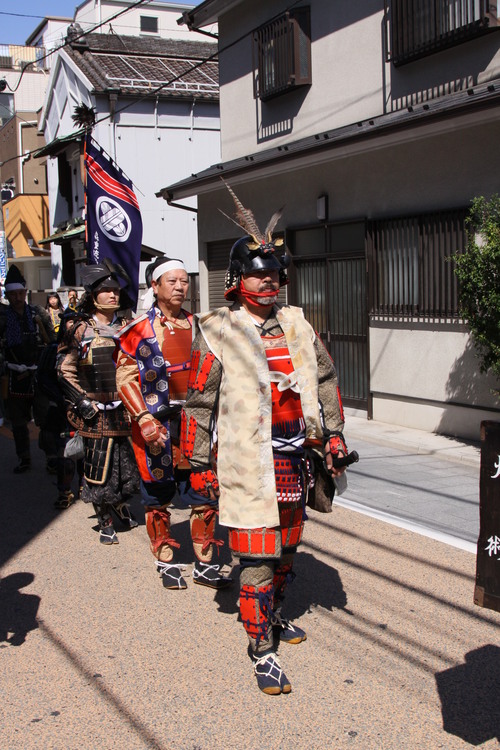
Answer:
[57,261,139,544]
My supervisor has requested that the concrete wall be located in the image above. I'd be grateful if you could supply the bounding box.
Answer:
[75,1,199,41]
[216,0,500,162]
[0,70,48,113]
[370,324,499,440]
[20,118,47,195]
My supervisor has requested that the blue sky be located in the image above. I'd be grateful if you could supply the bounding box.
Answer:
[0,1,195,45]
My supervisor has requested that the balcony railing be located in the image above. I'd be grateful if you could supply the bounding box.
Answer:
[253,7,311,101]
[385,0,498,65]
[0,45,48,72]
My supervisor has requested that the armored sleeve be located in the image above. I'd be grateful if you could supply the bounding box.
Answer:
[57,321,88,405]
[115,347,150,422]
[181,327,222,472]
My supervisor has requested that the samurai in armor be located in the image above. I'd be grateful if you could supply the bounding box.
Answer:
[182,184,348,695]
[115,257,232,590]
[0,264,56,474]
[57,260,139,545]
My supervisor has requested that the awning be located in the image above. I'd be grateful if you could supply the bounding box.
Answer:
[39,223,85,245]
[33,130,85,159]
[74,243,164,262]
[158,82,500,202]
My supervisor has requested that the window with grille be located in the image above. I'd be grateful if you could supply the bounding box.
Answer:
[0,93,14,127]
[385,0,497,65]
[253,7,311,101]
[369,209,467,318]
[140,16,158,34]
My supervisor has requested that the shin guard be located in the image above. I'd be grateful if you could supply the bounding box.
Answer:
[273,561,295,605]
[190,505,223,563]
[145,506,180,562]
[239,582,274,653]
[93,502,113,529]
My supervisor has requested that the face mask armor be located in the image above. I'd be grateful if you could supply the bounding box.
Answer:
[220,179,290,302]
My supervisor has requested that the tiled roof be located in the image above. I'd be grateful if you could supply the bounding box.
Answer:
[65,33,219,100]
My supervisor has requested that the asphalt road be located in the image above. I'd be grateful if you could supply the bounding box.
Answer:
[1,425,499,750]
[338,434,480,548]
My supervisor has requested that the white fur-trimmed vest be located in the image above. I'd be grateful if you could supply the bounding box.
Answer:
[196,304,323,529]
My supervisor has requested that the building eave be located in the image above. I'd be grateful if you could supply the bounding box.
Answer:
[178,0,242,30]
[159,82,500,202]
[33,130,85,159]
[25,16,72,46]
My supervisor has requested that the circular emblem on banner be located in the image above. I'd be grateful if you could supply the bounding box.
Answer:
[96,197,132,242]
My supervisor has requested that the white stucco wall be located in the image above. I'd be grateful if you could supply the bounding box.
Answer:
[370,325,499,439]
[216,0,500,162]
[75,1,199,41]
[95,99,220,274]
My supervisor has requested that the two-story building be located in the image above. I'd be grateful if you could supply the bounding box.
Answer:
[35,1,220,299]
[159,0,500,439]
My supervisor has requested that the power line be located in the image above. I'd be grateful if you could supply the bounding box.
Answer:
[92,0,303,128]
[0,0,304,170]
[0,11,46,20]
[2,0,152,92]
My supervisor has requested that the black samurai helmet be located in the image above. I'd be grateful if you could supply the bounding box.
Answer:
[79,258,133,309]
[220,180,290,301]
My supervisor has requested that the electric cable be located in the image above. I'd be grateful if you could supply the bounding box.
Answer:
[0,0,304,169]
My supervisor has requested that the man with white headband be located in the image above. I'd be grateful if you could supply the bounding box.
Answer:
[0,264,56,473]
[182,186,349,695]
[115,256,232,590]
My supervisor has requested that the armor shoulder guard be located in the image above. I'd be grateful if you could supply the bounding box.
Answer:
[115,313,153,359]
[116,313,149,339]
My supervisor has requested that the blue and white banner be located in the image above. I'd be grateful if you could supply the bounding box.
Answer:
[85,135,142,308]
[0,231,7,299]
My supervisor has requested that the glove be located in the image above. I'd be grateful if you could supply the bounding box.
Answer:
[190,468,220,499]
[76,396,98,421]
[139,417,168,445]
[324,431,348,463]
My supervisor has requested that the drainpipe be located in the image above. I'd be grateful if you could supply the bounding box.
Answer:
[108,89,120,161]
[190,100,196,175]
[154,95,159,140]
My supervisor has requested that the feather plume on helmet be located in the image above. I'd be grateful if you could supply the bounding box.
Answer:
[220,179,290,301]
[219,178,284,251]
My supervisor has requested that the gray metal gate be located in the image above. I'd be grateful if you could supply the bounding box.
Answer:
[289,221,369,410]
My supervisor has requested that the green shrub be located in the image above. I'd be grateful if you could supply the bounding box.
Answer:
[454,195,500,383]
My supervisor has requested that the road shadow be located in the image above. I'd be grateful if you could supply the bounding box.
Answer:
[0,572,40,647]
[213,548,348,618]
[0,431,145,565]
[283,550,348,618]
[0,432,63,568]
[435,644,500,745]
